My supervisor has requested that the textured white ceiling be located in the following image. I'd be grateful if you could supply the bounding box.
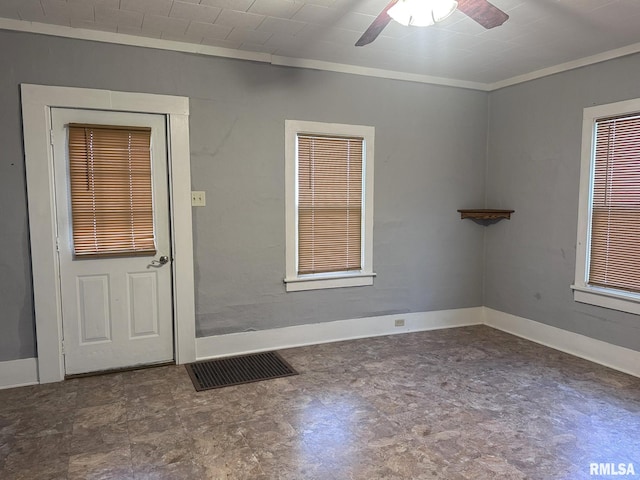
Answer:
[1,0,640,88]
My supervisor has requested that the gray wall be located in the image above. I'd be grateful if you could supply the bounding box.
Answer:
[0,29,487,361]
[485,53,640,352]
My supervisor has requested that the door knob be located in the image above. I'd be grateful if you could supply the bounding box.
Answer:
[150,255,170,266]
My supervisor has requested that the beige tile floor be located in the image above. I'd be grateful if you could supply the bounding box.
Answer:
[1,325,639,479]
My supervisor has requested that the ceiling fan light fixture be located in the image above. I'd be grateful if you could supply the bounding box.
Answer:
[388,0,458,27]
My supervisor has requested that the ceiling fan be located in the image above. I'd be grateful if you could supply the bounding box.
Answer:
[355,0,509,47]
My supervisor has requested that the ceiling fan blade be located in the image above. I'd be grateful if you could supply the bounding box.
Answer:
[355,0,399,46]
[457,0,509,29]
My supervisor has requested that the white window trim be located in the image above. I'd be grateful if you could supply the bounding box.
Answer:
[572,97,640,316]
[284,120,375,292]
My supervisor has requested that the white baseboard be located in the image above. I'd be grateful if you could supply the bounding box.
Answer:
[7,307,638,385]
[196,307,484,360]
[0,358,39,390]
[483,307,640,378]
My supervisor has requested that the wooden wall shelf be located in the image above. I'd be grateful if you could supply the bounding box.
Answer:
[457,209,514,225]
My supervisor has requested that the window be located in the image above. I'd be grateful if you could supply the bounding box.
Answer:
[573,99,640,315]
[285,120,375,291]
[68,124,156,257]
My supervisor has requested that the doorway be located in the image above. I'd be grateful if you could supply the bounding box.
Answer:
[22,84,196,383]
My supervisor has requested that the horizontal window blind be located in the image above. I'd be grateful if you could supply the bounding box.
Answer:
[589,114,640,292]
[297,134,363,275]
[68,123,156,257]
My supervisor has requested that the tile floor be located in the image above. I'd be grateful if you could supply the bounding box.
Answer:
[1,325,639,479]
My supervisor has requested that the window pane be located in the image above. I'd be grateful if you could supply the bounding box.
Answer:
[297,135,363,275]
[68,124,156,257]
[589,115,640,292]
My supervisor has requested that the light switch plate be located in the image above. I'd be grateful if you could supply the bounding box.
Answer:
[191,191,206,207]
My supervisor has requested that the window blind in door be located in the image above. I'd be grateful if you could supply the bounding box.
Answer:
[589,114,640,292]
[68,124,156,257]
[297,134,363,275]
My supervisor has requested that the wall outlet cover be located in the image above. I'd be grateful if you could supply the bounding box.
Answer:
[191,191,206,207]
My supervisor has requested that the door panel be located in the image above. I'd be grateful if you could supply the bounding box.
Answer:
[77,274,111,343]
[52,108,174,375]
[128,271,160,338]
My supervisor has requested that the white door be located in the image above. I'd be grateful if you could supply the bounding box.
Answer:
[52,108,174,375]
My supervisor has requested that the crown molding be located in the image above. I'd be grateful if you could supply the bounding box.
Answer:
[2,18,640,92]
[0,18,271,63]
[270,55,489,91]
[487,41,640,91]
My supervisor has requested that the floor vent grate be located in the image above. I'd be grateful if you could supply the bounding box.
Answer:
[185,351,298,391]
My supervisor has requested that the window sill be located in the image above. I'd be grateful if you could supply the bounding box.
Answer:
[571,284,640,316]
[285,272,376,292]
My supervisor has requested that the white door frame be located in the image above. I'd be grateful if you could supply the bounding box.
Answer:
[21,84,196,383]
